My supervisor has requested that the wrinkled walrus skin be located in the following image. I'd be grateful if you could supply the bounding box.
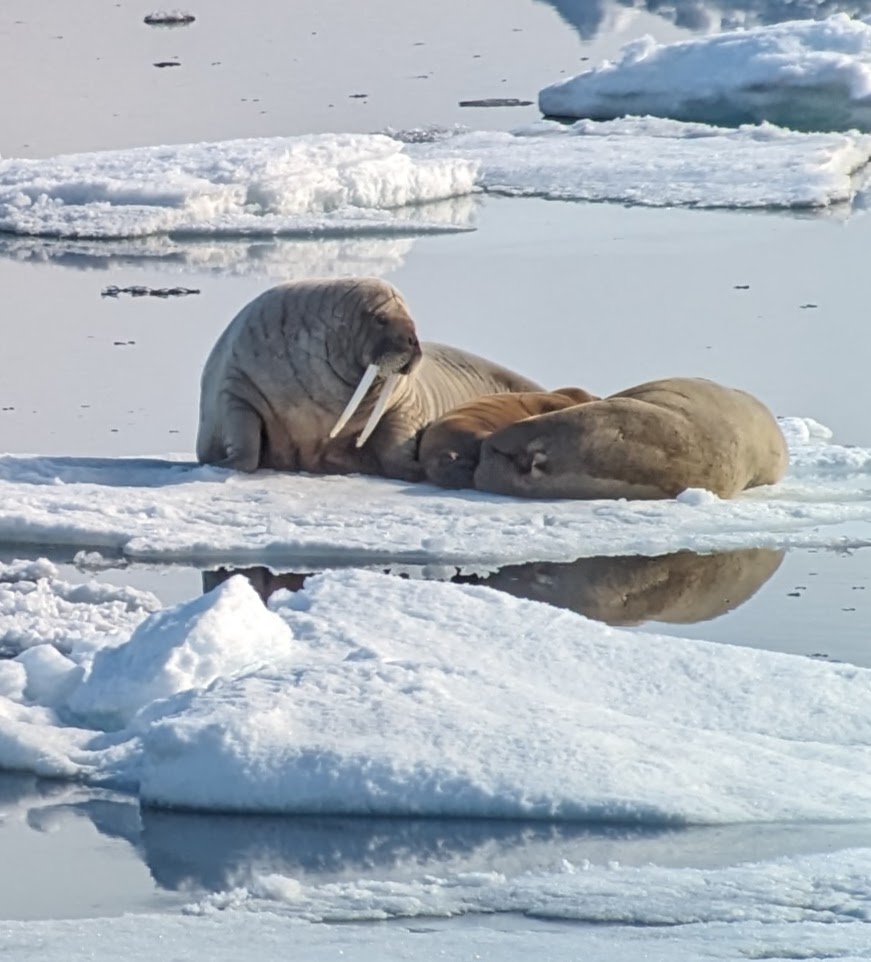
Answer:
[196,277,542,481]
[474,377,788,500]
[419,387,599,489]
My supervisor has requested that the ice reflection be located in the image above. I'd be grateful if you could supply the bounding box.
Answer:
[4,774,870,899]
[535,0,871,39]
[0,195,477,279]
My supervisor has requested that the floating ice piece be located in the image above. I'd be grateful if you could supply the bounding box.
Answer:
[0,133,478,239]
[5,567,871,823]
[539,14,871,132]
[410,117,871,208]
[0,418,870,566]
[1,116,868,246]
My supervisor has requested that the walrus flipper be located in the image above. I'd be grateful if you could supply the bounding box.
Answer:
[214,403,263,472]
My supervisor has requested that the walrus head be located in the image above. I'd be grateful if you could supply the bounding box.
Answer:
[473,410,585,499]
[323,278,422,447]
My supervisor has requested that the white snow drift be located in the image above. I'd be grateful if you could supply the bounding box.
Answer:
[3,562,871,824]
[540,13,871,131]
[1,118,869,245]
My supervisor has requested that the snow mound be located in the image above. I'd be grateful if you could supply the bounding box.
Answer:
[3,566,871,824]
[539,14,871,132]
[0,133,478,239]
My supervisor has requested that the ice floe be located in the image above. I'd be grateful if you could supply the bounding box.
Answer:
[536,0,871,38]
[192,846,871,924]
[0,133,478,239]
[2,115,869,248]
[5,909,871,962]
[0,419,869,567]
[3,563,871,824]
[419,118,871,208]
[540,13,871,132]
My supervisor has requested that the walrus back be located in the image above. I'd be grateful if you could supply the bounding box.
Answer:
[474,377,788,500]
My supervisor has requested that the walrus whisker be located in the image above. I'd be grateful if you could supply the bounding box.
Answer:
[328,363,380,439]
[356,373,402,448]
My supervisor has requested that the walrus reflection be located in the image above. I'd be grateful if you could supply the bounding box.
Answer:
[202,548,783,627]
[201,566,310,603]
[459,548,784,626]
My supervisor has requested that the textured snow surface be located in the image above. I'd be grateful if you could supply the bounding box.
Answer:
[3,115,870,244]
[2,560,871,823]
[540,14,871,132]
[0,418,869,567]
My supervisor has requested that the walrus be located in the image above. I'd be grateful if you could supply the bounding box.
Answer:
[474,377,788,500]
[419,387,599,489]
[196,277,542,481]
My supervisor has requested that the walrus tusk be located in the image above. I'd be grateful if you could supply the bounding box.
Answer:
[329,363,380,439]
[356,373,401,448]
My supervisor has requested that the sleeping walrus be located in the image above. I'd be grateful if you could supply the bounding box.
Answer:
[196,277,541,481]
[473,377,788,500]
[419,387,599,489]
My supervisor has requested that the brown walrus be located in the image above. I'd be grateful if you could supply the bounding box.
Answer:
[474,377,788,500]
[419,387,599,489]
[196,277,541,481]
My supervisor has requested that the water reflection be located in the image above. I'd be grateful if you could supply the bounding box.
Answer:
[536,0,871,38]
[139,810,663,891]
[5,776,870,900]
[0,193,478,280]
[203,548,784,628]
[0,235,418,281]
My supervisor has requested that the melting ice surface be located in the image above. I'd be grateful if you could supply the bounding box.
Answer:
[540,13,871,131]
[2,116,871,243]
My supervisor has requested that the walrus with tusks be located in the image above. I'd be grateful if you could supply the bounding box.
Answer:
[196,277,542,480]
[474,377,788,500]
[419,387,599,489]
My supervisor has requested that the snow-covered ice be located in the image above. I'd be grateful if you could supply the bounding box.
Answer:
[1,560,871,824]
[420,118,871,208]
[0,133,478,239]
[540,13,871,132]
[5,907,871,962]
[2,117,870,243]
[0,418,869,567]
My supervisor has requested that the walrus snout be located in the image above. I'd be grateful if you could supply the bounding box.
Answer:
[370,330,422,376]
